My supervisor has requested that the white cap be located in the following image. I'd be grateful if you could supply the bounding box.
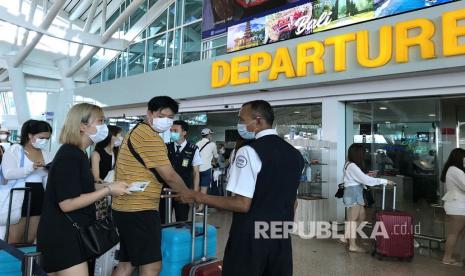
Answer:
[201,128,214,135]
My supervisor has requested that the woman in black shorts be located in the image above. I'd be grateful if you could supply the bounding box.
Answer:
[2,120,53,243]
[37,103,130,275]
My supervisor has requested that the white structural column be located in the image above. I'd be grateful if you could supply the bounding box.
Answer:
[69,0,92,21]
[21,0,39,47]
[66,0,145,77]
[75,0,100,58]
[322,98,347,222]
[54,58,75,153]
[101,0,108,35]
[12,0,66,68]
[6,58,31,126]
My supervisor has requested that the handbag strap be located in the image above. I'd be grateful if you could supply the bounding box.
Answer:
[20,147,24,168]
[64,213,81,230]
[341,162,350,184]
[199,141,211,152]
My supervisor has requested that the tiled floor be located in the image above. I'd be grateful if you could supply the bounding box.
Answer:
[206,210,464,276]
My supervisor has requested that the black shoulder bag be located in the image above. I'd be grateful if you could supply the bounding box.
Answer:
[65,209,119,258]
[63,165,119,258]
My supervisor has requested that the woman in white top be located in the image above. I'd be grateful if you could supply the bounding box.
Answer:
[2,120,53,243]
[340,144,394,253]
[440,148,465,266]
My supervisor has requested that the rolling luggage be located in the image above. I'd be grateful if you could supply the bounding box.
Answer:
[0,187,44,276]
[181,205,222,276]
[372,185,414,261]
[160,192,217,276]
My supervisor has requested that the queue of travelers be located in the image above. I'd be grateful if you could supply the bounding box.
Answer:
[0,96,463,275]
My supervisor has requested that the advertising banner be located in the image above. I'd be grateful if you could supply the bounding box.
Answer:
[202,0,310,39]
[222,0,457,53]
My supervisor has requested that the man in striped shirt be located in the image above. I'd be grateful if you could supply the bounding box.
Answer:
[112,96,193,276]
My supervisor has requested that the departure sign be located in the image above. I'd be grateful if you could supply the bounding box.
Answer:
[211,8,465,88]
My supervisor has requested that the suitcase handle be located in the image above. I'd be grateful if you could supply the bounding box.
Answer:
[5,187,32,243]
[381,183,396,211]
[162,189,209,262]
[191,203,209,263]
[161,188,174,224]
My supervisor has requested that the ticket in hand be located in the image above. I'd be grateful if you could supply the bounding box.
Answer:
[128,181,149,192]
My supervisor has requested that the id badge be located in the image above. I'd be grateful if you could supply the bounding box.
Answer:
[182,159,189,167]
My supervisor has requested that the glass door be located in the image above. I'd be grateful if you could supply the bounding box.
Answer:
[346,98,444,238]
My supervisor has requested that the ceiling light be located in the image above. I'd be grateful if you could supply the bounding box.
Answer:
[294,111,301,114]
[379,107,388,110]
[385,121,391,124]
[429,114,436,117]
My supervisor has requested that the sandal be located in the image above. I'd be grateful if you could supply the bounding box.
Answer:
[337,238,348,245]
[349,247,368,253]
[441,259,463,267]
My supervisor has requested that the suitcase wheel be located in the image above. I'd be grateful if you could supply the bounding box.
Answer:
[373,252,383,261]
[396,256,414,262]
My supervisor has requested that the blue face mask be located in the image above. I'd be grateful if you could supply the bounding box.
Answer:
[237,123,255,140]
[170,132,181,142]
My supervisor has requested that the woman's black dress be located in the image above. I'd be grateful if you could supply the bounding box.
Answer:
[37,144,96,273]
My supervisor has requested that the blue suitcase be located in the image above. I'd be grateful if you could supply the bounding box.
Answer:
[0,245,37,275]
[159,192,217,276]
[0,187,43,276]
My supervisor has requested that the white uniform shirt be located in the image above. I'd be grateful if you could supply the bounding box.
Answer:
[196,138,219,172]
[226,129,278,198]
[173,140,203,167]
[2,144,53,184]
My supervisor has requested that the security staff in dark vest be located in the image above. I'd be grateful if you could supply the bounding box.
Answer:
[160,120,202,223]
[186,100,305,276]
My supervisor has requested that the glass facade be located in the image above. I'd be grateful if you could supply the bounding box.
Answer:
[147,34,167,71]
[89,0,225,85]
[127,42,145,76]
[202,35,227,59]
[346,98,445,238]
[182,21,201,64]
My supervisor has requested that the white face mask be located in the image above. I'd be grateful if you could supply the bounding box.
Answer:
[152,118,174,133]
[0,134,7,141]
[114,136,123,147]
[32,138,49,150]
[88,124,109,144]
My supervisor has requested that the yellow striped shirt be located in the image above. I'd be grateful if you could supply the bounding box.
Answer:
[112,123,170,212]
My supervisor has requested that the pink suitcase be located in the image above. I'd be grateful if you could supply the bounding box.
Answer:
[372,185,414,261]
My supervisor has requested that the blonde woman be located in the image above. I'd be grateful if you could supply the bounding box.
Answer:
[37,103,130,276]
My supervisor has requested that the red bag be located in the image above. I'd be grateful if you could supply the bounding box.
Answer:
[373,185,414,261]
[182,259,223,276]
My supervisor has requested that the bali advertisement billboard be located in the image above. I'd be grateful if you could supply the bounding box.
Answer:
[202,0,311,39]
[224,0,458,53]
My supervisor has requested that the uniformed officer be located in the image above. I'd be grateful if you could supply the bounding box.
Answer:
[160,120,202,223]
[187,100,305,276]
